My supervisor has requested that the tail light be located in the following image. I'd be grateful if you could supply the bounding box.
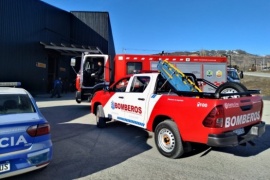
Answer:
[27,123,50,137]
[203,105,224,128]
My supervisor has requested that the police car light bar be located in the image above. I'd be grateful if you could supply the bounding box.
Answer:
[0,82,21,87]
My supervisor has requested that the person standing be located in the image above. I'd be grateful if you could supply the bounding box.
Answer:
[51,77,62,98]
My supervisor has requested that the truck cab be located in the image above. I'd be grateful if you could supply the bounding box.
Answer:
[71,53,109,103]
[227,68,241,83]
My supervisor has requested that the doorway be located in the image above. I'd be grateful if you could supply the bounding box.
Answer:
[47,56,58,93]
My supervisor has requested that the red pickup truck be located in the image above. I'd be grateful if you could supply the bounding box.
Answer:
[91,72,265,158]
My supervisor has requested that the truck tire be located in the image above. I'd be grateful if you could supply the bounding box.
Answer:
[215,82,248,99]
[96,105,106,128]
[155,120,184,158]
[75,91,81,103]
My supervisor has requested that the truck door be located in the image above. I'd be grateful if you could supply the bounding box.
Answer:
[104,77,130,120]
[80,54,109,87]
[122,75,151,128]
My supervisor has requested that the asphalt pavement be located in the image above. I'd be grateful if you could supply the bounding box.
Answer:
[7,92,270,180]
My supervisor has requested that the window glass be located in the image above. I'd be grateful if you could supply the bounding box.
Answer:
[129,76,150,93]
[113,77,130,92]
[228,70,240,80]
[155,75,172,93]
[126,62,142,74]
[0,94,35,115]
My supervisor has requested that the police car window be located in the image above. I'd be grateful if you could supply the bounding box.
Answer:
[0,94,35,115]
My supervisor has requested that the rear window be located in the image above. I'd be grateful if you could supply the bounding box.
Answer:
[0,94,36,115]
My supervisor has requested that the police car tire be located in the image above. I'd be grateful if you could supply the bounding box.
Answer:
[155,120,184,159]
[96,105,106,128]
[214,82,247,99]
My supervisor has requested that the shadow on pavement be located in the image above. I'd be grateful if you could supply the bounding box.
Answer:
[34,92,77,102]
[175,124,270,159]
[205,124,270,157]
[9,101,152,180]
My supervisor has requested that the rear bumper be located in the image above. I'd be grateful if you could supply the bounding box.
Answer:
[0,162,49,179]
[0,140,52,178]
[207,121,266,147]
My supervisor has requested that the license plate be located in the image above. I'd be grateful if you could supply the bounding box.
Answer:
[233,128,245,135]
[0,162,10,173]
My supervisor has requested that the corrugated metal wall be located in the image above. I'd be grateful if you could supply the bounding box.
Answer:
[71,12,109,53]
[0,0,71,93]
[0,0,115,94]
[70,11,116,82]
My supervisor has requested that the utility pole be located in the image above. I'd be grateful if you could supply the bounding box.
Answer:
[221,54,231,67]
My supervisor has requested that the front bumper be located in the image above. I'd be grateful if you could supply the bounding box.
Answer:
[207,121,266,147]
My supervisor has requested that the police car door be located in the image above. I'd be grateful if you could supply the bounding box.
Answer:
[122,75,151,128]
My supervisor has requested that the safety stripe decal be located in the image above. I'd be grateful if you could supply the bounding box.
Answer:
[117,116,145,127]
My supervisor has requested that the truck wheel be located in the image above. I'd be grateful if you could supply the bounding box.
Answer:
[155,120,184,158]
[76,98,81,103]
[215,82,247,99]
[75,91,81,103]
[96,105,106,128]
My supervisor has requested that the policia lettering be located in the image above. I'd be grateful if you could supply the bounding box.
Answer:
[112,102,142,114]
[225,111,260,128]
[0,135,27,148]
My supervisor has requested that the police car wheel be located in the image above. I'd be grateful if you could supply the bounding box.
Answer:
[155,120,184,159]
[215,82,248,99]
[96,105,106,128]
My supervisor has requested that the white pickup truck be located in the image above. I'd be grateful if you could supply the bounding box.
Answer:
[90,61,265,158]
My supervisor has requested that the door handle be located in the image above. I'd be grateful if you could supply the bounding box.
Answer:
[119,96,124,99]
[138,98,145,101]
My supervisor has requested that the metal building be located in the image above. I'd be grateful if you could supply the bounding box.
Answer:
[0,0,115,94]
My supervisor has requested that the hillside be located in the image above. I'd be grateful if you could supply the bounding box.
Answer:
[167,50,270,71]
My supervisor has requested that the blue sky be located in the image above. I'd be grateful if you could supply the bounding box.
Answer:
[42,0,270,55]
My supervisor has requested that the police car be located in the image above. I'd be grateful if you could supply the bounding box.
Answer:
[0,82,52,178]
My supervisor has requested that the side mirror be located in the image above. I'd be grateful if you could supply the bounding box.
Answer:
[70,58,76,67]
[240,71,244,79]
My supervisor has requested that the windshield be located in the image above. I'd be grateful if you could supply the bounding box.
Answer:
[227,70,240,80]
[0,94,36,115]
